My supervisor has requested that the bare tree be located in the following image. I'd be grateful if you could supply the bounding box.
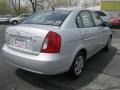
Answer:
[29,0,37,12]
[11,0,18,14]
[8,0,21,15]
[28,0,55,11]
[36,0,46,10]
[28,0,88,12]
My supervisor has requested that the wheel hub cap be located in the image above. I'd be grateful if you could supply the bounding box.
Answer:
[75,56,84,75]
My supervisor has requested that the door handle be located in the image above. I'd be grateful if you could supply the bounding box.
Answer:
[84,37,97,41]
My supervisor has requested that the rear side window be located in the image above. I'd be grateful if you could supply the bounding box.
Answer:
[80,11,94,28]
[23,10,71,26]
[95,11,106,16]
[91,12,103,26]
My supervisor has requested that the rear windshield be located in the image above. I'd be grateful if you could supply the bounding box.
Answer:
[95,11,107,16]
[23,10,71,26]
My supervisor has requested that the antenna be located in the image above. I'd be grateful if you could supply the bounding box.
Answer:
[48,1,55,11]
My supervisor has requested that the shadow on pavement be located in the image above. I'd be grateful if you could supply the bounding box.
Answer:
[111,26,120,29]
[15,47,117,90]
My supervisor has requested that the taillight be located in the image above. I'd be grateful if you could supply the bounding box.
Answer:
[41,31,61,53]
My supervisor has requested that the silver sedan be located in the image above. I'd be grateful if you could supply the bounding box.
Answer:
[2,8,112,79]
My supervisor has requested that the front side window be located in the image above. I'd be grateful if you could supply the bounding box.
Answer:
[22,15,28,17]
[23,10,71,26]
[80,11,94,28]
[91,12,103,26]
[18,15,27,18]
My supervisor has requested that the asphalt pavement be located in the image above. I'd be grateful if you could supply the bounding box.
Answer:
[0,25,120,90]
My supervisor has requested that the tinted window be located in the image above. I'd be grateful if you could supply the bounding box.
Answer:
[22,15,28,17]
[23,10,71,26]
[91,12,103,26]
[80,11,94,28]
[95,11,106,16]
[19,15,28,17]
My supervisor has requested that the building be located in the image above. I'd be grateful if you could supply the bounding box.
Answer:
[101,0,120,16]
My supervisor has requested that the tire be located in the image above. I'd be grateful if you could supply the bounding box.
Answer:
[69,52,85,79]
[12,20,18,25]
[103,36,112,51]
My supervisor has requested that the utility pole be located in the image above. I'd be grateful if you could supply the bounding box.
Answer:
[35,0,37,12]
[58,0,60,7]
[66,0,67,7]
[15,0,16,7]
[18,0,20,15]
[69,0,71,6]
[8,0,11,14]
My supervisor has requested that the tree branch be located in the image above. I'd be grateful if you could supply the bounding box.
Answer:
[12,0,18,14]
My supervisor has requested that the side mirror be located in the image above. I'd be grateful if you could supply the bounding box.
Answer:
[102,22,111,27]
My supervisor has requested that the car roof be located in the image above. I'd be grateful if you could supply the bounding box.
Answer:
[91,10,109,14]
[93,10,106,13]
[43,7,89,12]
[93,10,111,16]
[56,7,77,11]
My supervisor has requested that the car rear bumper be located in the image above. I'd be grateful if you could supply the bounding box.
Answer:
[2,44,71,75]
[0,20,9,23]
[111,22,120,26]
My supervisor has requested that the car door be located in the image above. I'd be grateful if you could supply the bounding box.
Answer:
[76,11,99,57]
[90,11,109,48]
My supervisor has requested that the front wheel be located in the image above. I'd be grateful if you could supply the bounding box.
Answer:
[12,20,19,25]
[69,52,85,79]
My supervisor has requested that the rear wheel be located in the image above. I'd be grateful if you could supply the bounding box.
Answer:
[103,36,112,51]
[69,52,85,79]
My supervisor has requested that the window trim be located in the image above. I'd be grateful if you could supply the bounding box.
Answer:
[75,11,83,28]
[76,10,95,28]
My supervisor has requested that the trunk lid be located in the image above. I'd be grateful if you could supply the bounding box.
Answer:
[6,24,59,55]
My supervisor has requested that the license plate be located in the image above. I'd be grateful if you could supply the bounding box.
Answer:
[14,38,25,49]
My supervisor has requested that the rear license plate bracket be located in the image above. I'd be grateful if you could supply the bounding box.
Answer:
[14,37,26,49]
